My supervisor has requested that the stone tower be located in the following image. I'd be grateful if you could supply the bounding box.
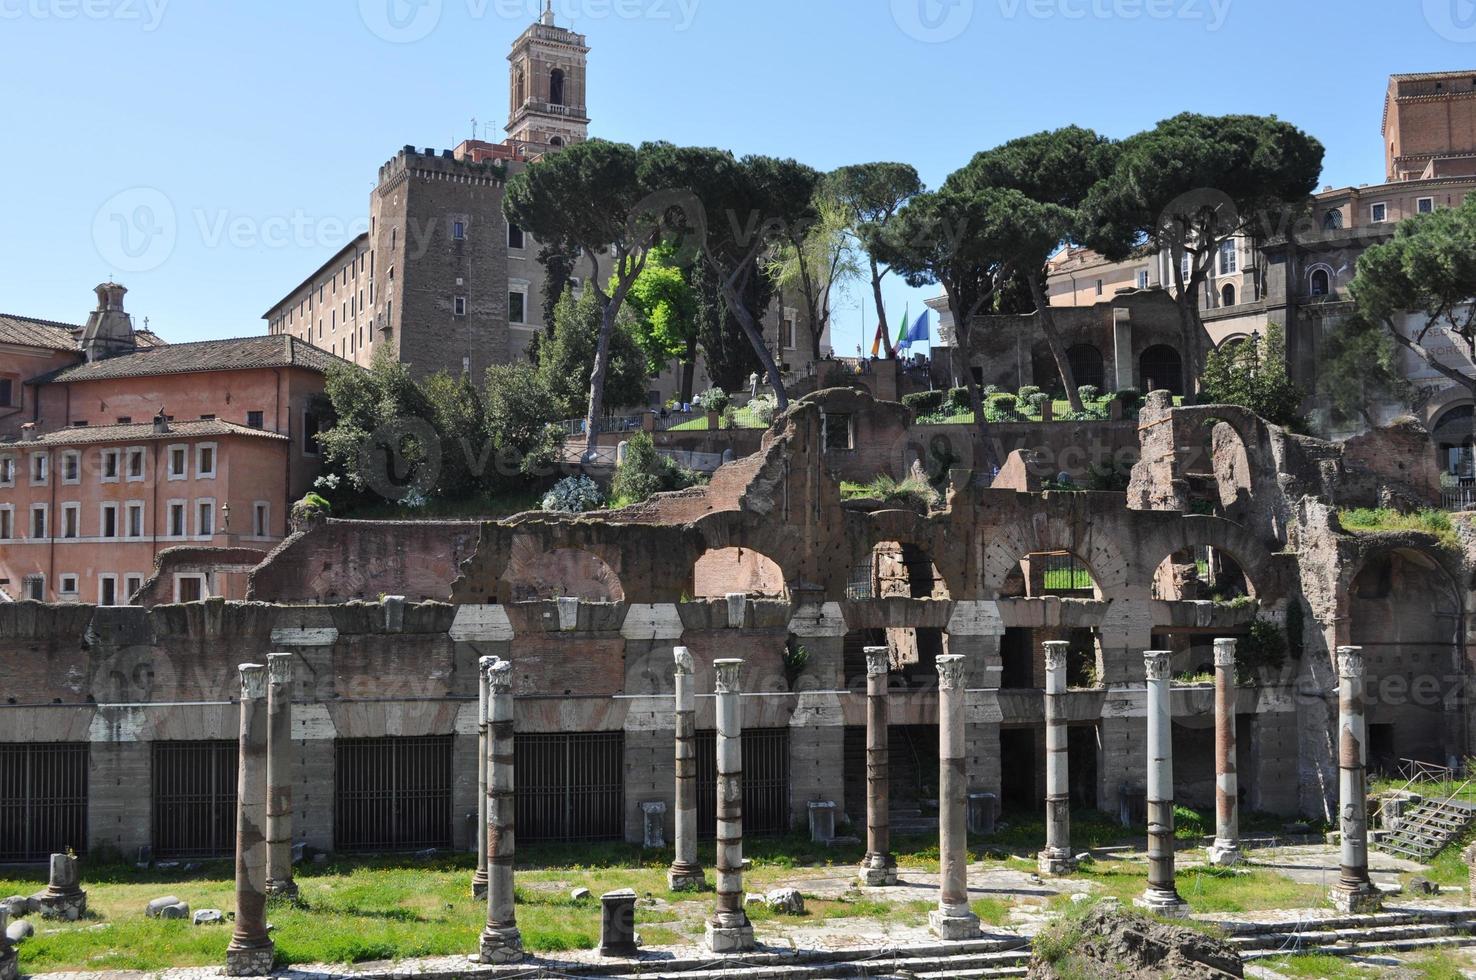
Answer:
[80,282,137,362]
[506,0,590,151]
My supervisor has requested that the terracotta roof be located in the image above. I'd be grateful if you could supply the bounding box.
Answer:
[33,334,346,385]
[0,314,81,351]
[3,419,289,448]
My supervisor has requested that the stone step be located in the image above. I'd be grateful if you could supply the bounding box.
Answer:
[1212,906,1476,937]
[1231,920,1474,952]
[560,947,1033,980]
[1241,932,1476,962]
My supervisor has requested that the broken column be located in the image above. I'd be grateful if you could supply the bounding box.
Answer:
[0,907,15,980]
[265,652,296,899]
[471,654,496,899]
[668,646,706,891]
[930,653,980,940]
[705,658,755,953]
[859,645,898,886]
[1039,641,1076,876]
[226,664,275,976]
[479,659,524,963]
[34,852,86,920]
[1207,638,1242,867]
[1330,646,1382,914]
[1136,650,1189,918]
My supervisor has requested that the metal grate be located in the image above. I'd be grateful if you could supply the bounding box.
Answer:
[153,741,237,859]
[516,732,625,843]
[0,743,88,862]
[697,728,791,839]
[334,736,453,852]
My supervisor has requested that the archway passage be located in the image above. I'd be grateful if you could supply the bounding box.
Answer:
[1001,551,1100,599]
[1140,345,1184,397]
[1151,546,1252,601]
[1431,404,1474,478]
[850,541,949,601]
[549,67,566,106]
[501,547,624,603]
[692,547,787,599]
[1067,343,1105,391]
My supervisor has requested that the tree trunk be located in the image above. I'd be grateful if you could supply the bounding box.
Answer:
[944,286,1001,475]
[1174,283,1213,397]
[721,278,788,411]
[581,302,616,459]
[870,258,890,358]
[1029,276,1083,413]
[680,336,697,405]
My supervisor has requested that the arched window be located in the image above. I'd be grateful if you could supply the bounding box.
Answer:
[1221,283,1236,307]
[549,136,564,149]
[1066,344,1105,390]
[1310,268,1331,297]
[513,68,525,105]
[1140,345,1184,397]
[550,68,565,106]
[1323,209,1344,231]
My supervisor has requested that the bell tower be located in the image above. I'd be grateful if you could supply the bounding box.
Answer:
[506,1,590,151]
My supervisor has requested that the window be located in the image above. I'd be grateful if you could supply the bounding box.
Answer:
[782,317,796,351]
[23,576,44,601]
[1221,283,1236,307]
[196,444,217,479]
[30,504,47,539]
[0,378,12,407]
[247,410,265,430]
[508,290,526,324]
[124,574,143,601]
[252,502,270,538]
[100,503,119,540]
[57,451,78,484]
[1418,197,1435,214]
[30,453,48,486]
[454,296,467,317]
[0,455,13,486]
[61,503,80,540]
[1095,279,1104,296]
[452,220,466,241]
[1371,202,1388,224]
[196,499,215,537]
[1323,209,1344,230]
[507,223,525,250]
[175,574,208,604]
[550,67,566,106]
[302,412,322,457]
[167,445,188,480]
[823,412,854,452]
[1310,268,1331,297]
[98,576,118,607]
[126,502,144,538]
[0,507,12,540]
[102,448,121,482]
[126,448,145,481]
[168,501,187,538]
[58,574,78,598]
[1218,240,1238,275]
[1137,270,1150,290]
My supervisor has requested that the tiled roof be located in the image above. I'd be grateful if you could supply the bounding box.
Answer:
[34,334,346,385]
[0,314,81,351]
[3,419,289,448]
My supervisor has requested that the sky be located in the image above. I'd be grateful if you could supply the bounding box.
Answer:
[2,0,1471,358]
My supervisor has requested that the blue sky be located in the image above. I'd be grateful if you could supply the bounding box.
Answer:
[2,0,1470,357]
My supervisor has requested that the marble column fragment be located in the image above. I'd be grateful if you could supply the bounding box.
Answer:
[1038,641,1077,876]
[1136,650,1189,918]
[859,646,898,886]
[929,654,980,940]
[705,658,755,953]
[226,664,275,976]
[668,647,706,891]
[1207,638,1242,867]
[471,655,496,898]
[1330,646,1382,914]
[479,660,524,963]
[265,652,297,899]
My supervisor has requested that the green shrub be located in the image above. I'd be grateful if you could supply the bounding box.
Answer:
[610,431,701,505]
[1115,387,1143,413]
[1027,392,1051,412]
[902,390,947,416]
[1078,385,1100,403]
[992,392,1017,407]
[695,387,730,414]
[1017,385,1042,402]
[954,386,977,408]
[846,473,940,511]
[541,475,604,513]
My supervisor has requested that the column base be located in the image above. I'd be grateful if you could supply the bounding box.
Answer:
[1134,888,1190,919]
[0,950,17,980]
[667,863,707,892]
[928,907,981,940]
[1329,881,1383,914]
[858,853,898,886]
[1205,842,1242,867]
[265,879,298,900]
[35,890,87,921]
[1037,849,1078,877]
[470,872,488,900]
[704,916,755,953]
[478,925,525,963]
[224,941,276,977]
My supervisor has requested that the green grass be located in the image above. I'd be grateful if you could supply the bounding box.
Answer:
[667,406,767,430]
[1338,507,1460,551]
[1261,953,1380,978]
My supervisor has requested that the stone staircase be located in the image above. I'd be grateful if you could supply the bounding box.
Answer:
[890,803,940,836]
[1376,795,1476,861]
[1220,906,1476,962]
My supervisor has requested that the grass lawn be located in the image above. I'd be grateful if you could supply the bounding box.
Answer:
[667,406,767,431]
[1337,508,1460,550]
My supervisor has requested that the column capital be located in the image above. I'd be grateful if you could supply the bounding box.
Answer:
[1213,638,1237,668]
[478,655,499,671]
[1043,641,1069,673]
[239,663,267,700]
[864,646,890,677]
[487,659,514,691]
[936,654,966,690]
[1143,650,1172,681]
[266,652,294,685]
[673,646,694,675]
[1336,646,1364,679]
[714,658,744,693]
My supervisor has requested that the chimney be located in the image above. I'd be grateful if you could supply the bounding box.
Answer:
[152,411,169,435]
[80,282,138,362]
[20,423,36,442]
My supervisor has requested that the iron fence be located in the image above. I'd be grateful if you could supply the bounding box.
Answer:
[697,728,791,838]
[1442,486,1476,512]
[0,743,88,862]
[153,740,236,859]
[334,736,454,852]
[516,732,625,842]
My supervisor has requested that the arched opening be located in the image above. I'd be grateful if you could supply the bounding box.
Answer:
[512,67,525,105]
[1151,546,1253,601]
[549,68,566,106]
[501,547,624,603]
[1323,209,1344,231]
[1310,268,1331,297]
[1431,404,1474,478]
[1220,283,1236,307]
[1066,343,1105,391]
[1000,551,1100,599]
[692,547,787,599]
[549,136,564,148]
[848,541,949,601]
[1139,345,1184,397]
[1349,549,1462,773]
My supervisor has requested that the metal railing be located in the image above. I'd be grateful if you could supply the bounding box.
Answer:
[697,728,791,838]
[1372,757,1459,830]
[334,735,454,852]
[153,741,237,859]
[1442,486,1476,511]
[516,732,625,843]
[0,743,88,862]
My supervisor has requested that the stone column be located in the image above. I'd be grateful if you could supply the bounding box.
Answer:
[706,658,755,953]
[859,646,898,886]
[226,664,275,976]
[1330,646,1382,914]
[668,647,706,891]
[1207,638,1242,867]
[1039,641,1076,876]
[471,655,496,899]
[930,654,980,940]
[1136,650,1189,918]
[479,660,523,963]
[35,852,86,919]
[0,906,16,980]
[265,653,297,899]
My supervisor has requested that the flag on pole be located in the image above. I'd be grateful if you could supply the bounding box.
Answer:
[896,309,930,350]
[871,302,900,359]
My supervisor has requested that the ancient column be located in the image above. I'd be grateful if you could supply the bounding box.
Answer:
[1136,650,1189,917]
[479,659,524,963]
[471,655,496,899]
[705,658,755,953]
[1330,646,1382,913]
[226,664,275,976]
[930,654,980,939]
[265,652,297,899]
[668,646,705,891]
[858,646,898,885]
[1207,638,1242,867]
[0,906,16,980]
[1039,641,1076,876]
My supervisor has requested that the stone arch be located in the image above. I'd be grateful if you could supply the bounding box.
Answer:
[857,539,950,600]
[1139,344,1184,397]
[500,540,625,603]
[692,547,788,598]
[1067,343,1105,391]
[1430,401,1474,477]
[549,67,566,106]
[1136,515,1280,603]
[983,515,1129,599]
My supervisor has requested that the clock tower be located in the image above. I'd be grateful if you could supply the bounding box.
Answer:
[506,1,590,152]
